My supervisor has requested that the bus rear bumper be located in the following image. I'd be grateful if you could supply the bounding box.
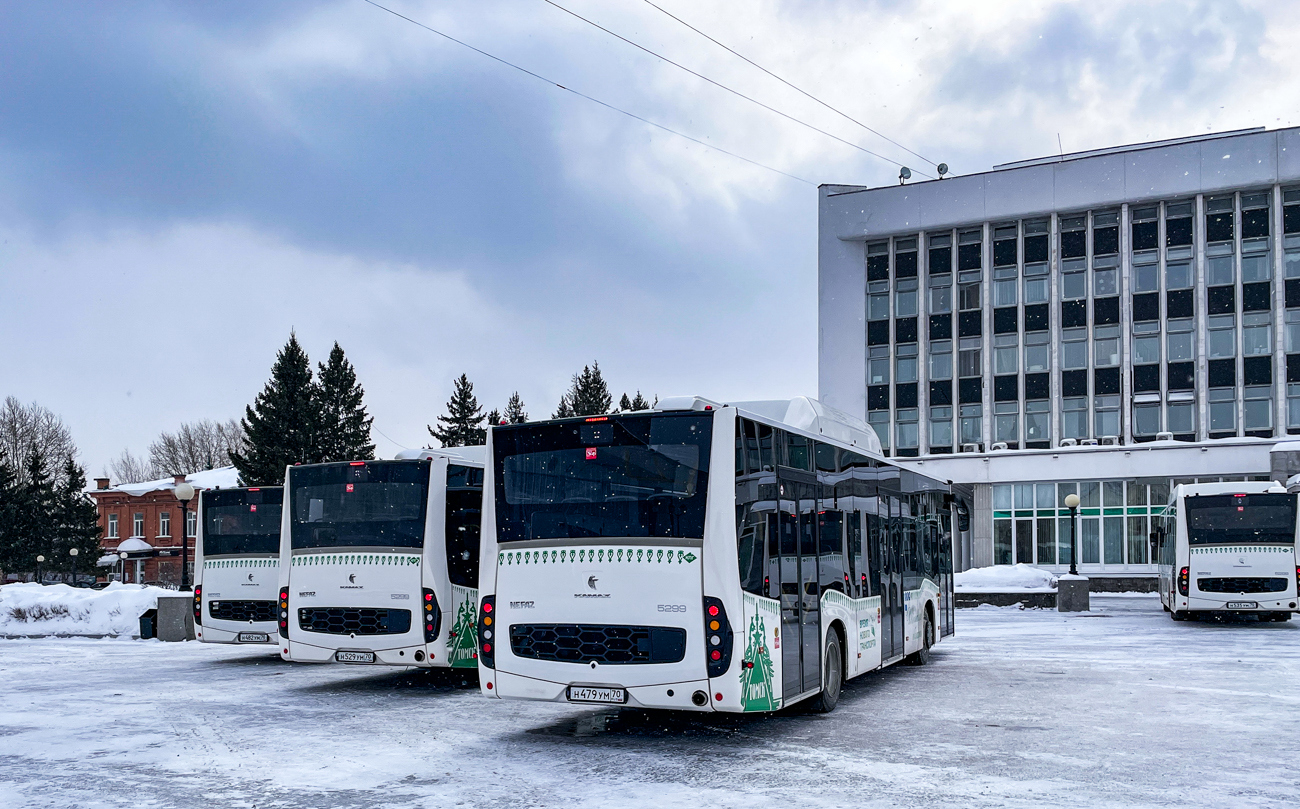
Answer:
[286,637,427,666]
[488,669,717,711]
[197,623,279,644]
[1187,595,1298,613]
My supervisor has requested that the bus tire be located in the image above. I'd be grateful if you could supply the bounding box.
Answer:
[907,611,934,666]
[813,632,843,713]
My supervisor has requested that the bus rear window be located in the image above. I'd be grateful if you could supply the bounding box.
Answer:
[203,488,283,556]
[1185,494,1297,545]
[494,414,712,541]
[290,461,429,550]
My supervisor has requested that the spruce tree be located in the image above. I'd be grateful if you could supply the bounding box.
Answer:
[618,393,632,412]
[16,450,55,581]
[54,456,102,584]
[629,391,651,410]
[230,333,321,486]
[504,392,528,424]
[552,395,573,419]
[429,374,486,447]
[485,409,503,428]
[0,455,19,577]
[566,363,613,417]
[316,342,376,462]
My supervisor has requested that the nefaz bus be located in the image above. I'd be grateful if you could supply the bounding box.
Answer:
[277,447,484,667]
[194,486,284,645]
[1155,481,1299,621]
[477,397,967,713]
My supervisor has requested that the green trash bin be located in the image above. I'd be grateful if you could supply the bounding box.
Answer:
[139,609,158,639]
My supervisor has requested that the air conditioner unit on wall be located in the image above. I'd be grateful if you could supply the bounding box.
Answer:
[960,443,981,453]
[1080,438,1099,446]
[991,442,1008,451]
[1059,438,1078,447]
[1100,435,1121,446]
[1156,431,1174,441]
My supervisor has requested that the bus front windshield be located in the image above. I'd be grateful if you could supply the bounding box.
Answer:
[1185,493,1297,545]
[494,414,712,542]
[291,461,429,550]
[203,489,283,556]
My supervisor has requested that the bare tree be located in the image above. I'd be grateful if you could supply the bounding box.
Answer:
[0,396,78,483]
[106,449,158,485]
[148,418,247,476]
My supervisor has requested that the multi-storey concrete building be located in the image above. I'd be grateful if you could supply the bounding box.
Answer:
[819,127,1300,585]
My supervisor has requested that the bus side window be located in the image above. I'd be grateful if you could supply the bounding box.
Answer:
[848,512,864,597]
[818,509,845,593]
[757,423,774,471]
[737,523,765,595]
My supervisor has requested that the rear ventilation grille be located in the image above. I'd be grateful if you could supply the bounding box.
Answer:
[509,623,687,664]
[1196,577,1289,594]
[209,600,276,622]
[297,607,412,635]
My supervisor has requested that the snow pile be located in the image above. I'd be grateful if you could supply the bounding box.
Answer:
[0,582,172,636]
[106,465,240,497]
[955,563,1058,592]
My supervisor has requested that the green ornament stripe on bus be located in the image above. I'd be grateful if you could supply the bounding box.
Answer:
[741,613,777,712]
[498,548,699,567]
[447,587,479,668]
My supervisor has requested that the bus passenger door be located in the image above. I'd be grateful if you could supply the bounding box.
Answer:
[884,495,905,661]
[797,494,821,694]
[778,507,802,702]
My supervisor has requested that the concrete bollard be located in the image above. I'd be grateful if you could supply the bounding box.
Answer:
[1057,575,1090,612]
[155,594,196,641]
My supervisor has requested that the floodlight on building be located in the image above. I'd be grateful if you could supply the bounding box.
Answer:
[899,167,911,184]
[937,163,948,178]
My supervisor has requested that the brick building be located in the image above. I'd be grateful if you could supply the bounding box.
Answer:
[89,467,239,586]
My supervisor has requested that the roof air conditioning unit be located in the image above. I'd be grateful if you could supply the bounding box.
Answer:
[1080,438,1099,446]
[1059,438,1078,447]
[1156,431,1174,441]
[991,442,1008,451]
[1100,435,1120,446]
[960,443,981,453]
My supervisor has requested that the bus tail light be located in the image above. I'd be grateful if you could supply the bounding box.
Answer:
[278,587,289,638]
[478,595,495,669]
[422,588,441,642]
[193,585,202,626]
[703,596,734,677]
[1178,567,1189,597]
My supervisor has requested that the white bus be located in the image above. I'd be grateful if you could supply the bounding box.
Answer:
[476,397,966,713]
[277,447,485,667]
[194,486,283,645]
[1155,481,1299,621]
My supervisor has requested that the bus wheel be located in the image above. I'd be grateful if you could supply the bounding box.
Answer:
[907,613,934,666]
[813,633,842,713]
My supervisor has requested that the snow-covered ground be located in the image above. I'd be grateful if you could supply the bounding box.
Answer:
[955,563,1058,592]
[2,596,1297,808]
[0,582,171,637]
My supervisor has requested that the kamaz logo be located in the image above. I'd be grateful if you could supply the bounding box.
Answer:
[348,574,357,583]
[247,573,254,582]
[588,576,599,590]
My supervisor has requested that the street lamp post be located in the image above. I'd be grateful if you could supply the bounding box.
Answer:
[119,551,129,584]
[1064,493,1081,576]
[35,554,44,584]
[175,482,196,591]
[69,547,79,587]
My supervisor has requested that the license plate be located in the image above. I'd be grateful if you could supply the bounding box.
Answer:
[567,686,627,704]
[335,651,376,663]
[237,632,269,643]
[1226,601,1258,609]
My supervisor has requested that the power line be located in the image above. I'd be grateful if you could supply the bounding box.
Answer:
[640,0,940,170]
[361,0,813,185]
[540,0,931,178]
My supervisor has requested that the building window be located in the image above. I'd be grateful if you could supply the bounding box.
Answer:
[1134,402,1161,436]
[1132,205,1159,252]
[1166,260,1193,290]
[1207,254,1235,286]
[1133,323,1161,364]
[1208,314,1236,359]
[1288,310,1300,352]
[1242,249,1271,283]
[994,402,1018,444]
[868,411,890,454]
[867,241,890,281]
[958,229,982,271]
[107,514,119,539]
[1133,254,1159,293]
[1242,312,1271,356]
[994,334,1018,375]
[993,224,1017,267]
[894,237,918,278]
[958,339,982,378]
[929,274,952,313]
[1289,384,1300,430]
[1024,400,1049,442]
[1094,395,1120,438]
[958,271,981,310]
[1206,196,1235,243]
[1167,318,1195,361]
[1093,261,1118,296]
[895,278,918,317]
[929,340,953,380]
[187,510,197,538]
[1166,201,1194,248]
[132,513,144,537]
[896,409,919,451]
[1244,386,1273,432]
[1241,192,1270,240]
[867,348,890,387]
[1024,332,1050,373]
[1167,400,1195,434]
[929,406,953,448]
[1023,262,1049,304]
[159,511,171,538]
[868,281,890,320]
[928,232,952,275]
[1062,397,1088,439]
[896,343,918,383]
[1062,328,1088,370]
[993,267,1018,306]
[1209,388,1236,433]
[1062,266,1087,300]
[1060,215,1086,259]
[1092,211,1119,255]
[959,405,982,445]
[1094,325,1120,367]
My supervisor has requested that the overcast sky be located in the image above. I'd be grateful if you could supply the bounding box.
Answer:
[2,0,1298,477]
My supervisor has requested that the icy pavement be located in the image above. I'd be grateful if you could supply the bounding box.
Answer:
[2,595,1297,809]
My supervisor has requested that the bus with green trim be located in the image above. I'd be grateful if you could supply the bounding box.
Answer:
[194,486,283,645]
[277,448,484,668]
[476,397,967,713]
